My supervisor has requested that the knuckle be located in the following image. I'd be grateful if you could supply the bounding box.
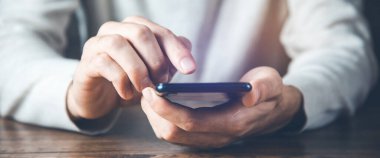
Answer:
[128,65,149,79]
[150,59,168,75]
[98,21,117,34]
[102,35,127,49]
[150,59,165,70]
[114,72,128,84]
[127,66,149,90]
[91,53,110,69]
[159,28,173,36]
[180,111,200,132]
[83,37,98,52]
[132,25,152,41]
[161,125,179,141]
[182,118,196,132]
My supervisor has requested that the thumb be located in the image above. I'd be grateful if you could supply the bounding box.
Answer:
[240,67,283,107]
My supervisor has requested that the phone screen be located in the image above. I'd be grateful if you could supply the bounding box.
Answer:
[156,83,251,109]
[164,92,230,108]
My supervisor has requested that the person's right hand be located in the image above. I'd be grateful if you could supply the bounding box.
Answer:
[67,16,196,120]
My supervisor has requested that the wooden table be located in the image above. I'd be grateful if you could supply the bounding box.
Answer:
[1,94,380,158]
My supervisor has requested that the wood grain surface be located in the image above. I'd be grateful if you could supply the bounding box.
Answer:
[1,96,380,158]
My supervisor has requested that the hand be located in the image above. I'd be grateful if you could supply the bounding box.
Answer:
[67,16,196,120]
[141,67,303,148]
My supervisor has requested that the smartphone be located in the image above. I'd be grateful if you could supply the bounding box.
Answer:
[156,82,252,108]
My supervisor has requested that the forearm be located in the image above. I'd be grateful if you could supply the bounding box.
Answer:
[282,0,377,130]
[0,0,119,134]
[0,27,82,131]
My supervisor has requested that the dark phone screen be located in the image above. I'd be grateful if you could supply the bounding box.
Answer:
[156,83,251,108]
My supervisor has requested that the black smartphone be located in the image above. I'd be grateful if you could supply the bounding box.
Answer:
[156,82,252,108]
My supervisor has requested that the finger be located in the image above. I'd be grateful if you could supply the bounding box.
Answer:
[142,87,240,135]
[85,35,154,92]
[177,36,192,51]
[142,87,195,131]
[240,67,283,107]
[97,21,169,83]
[123,16,197,74]
[119,90,141,107]
[165,36,191,79]
[80,52,133,100]
[141,97,166,139]
[141,97,232,148]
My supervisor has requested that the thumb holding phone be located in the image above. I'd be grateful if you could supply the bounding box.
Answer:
[140,66,304,148]
[239,67,304,133]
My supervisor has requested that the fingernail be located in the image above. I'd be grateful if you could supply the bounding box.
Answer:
[142,88,153,102]
[180,57,195,73]
[124,89,134,100]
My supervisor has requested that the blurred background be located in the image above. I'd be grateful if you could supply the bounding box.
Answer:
[65,0,380,105]
[364,0,380,104]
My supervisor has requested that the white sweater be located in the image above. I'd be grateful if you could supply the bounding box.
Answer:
[0,0,377,134]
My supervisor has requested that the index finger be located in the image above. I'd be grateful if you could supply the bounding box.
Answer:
[123,16,196,74]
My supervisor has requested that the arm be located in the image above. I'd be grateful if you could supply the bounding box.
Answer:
[281,0,378,130]
[137,0,377,149]
[0,0,110,134]
[0,0,198,134]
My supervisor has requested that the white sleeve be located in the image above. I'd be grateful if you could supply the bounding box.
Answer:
[281,0,378,130]
[0,0,118,135]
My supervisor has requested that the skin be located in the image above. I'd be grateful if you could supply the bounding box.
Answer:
[67,16,303,148]
[141,67,303,148]
[67,16,196,119]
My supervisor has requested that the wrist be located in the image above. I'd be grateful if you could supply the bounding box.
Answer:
[66,81,82,121]
[279,85,306,133]
[66,81,120,131]
[282,85,303,115]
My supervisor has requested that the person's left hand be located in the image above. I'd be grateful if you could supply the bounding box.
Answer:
[141,67,303,148]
